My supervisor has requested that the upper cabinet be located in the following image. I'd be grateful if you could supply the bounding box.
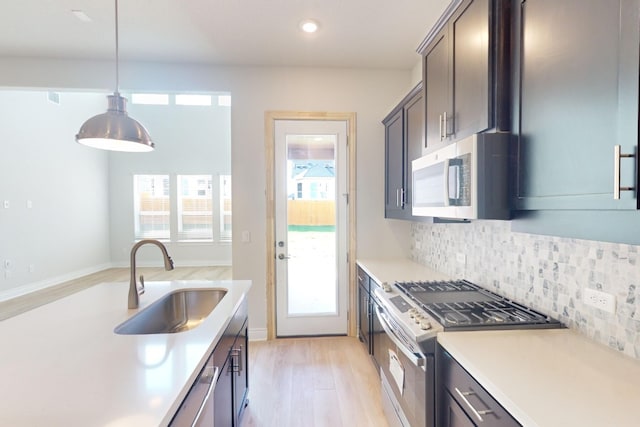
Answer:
[514,0,640,210]
[383,83,424,220]
[420,0,511,152]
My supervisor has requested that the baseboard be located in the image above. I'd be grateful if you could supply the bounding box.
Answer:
[249,328,268,341]
[110,260,232,268]
[0,263,113,303]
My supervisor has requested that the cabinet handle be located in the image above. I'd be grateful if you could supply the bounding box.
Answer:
[454,387,494,423]
[231,347,242,374]
[443,111,455,138]
[614,145,636,199]
[396,188,400,207]
[400,188,405,208]
[443,112,448,139]
[439,114,444,141]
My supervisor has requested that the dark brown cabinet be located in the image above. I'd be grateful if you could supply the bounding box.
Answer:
[357,266,372,353]
[214,299,249,427]
[420,0,511,150]
[513,0,639,210]
[437,345,521,427]
[383,83,424,220]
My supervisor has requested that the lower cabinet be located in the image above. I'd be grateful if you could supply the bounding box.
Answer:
[170,298,248,427]
[213,299,249,427]
[357,266,372,354]
[437,345,520,427]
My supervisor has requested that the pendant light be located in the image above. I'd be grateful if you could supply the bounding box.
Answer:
[76,0,153,152]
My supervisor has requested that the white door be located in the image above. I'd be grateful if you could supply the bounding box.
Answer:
[274,119,348,336]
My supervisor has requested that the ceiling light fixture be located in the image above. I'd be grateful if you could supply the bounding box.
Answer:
[76,0,153,152]
[300,19,320,33]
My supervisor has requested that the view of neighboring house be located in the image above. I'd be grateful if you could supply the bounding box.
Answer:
[288,161,335,201]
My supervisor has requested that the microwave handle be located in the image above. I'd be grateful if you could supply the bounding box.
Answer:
[443,159,451,206]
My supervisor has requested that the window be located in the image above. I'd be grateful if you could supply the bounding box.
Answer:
[177,175,213,241]
[131,93,169,105]
[134,175,170,239]
[220,175,232,241]
[175,94,212,106]
[133,174,230,242]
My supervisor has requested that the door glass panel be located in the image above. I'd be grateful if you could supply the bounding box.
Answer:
[285,134,337,315]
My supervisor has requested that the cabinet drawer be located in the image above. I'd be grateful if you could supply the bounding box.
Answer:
[357,266,370,293]
[438,347,520,427]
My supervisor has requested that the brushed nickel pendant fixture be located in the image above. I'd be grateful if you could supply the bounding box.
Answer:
[76,0,153,152]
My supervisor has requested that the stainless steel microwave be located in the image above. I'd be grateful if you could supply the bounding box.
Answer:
[411,133,510,220]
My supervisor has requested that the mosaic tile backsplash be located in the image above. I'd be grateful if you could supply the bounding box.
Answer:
[410,220,640,360]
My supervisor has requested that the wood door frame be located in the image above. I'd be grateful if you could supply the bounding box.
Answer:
[265,111,357,340]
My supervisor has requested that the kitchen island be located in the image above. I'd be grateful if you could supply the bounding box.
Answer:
[0,279,251,427]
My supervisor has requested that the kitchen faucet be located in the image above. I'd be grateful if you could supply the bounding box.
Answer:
[128,239,174,309]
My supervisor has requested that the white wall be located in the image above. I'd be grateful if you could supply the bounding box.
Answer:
[2,57,416,332]
[108,96,232,266]
[0,90,111,298]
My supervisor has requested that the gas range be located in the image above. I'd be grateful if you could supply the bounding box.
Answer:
[372,279,561,352]
[395,279,561,331]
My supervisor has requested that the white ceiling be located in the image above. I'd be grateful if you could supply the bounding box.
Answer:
[0,0,451,69]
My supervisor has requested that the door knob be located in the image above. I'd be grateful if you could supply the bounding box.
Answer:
[278,253,291,260]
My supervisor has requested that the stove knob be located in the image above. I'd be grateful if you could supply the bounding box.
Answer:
[382,282,392,293]
[414,314,422,324]
[408,308,417,318]
[420,319,432,330]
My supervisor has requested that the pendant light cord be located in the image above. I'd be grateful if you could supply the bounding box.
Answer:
[114,0,120,94]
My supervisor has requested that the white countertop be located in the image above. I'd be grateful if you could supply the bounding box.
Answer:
[0,280,251,427]
[438,329,640,427]
[357,258,450,285]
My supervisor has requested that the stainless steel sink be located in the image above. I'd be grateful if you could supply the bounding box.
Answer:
[114,288,227,335]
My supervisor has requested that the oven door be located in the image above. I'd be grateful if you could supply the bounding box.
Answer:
[372,297,433,427]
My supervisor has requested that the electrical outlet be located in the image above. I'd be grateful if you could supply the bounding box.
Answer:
[583,288,616,314]
[456,253,466,265]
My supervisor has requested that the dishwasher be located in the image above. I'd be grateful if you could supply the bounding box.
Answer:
[170,351,219,426]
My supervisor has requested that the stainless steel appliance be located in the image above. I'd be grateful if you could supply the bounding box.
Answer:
[372,279,561,427]
[411,133,510,220]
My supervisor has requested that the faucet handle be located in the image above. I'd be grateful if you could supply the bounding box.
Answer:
[138,275,145,295]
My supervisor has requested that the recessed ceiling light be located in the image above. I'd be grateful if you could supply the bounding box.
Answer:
[299,19,319,33]
[71,10,92,23]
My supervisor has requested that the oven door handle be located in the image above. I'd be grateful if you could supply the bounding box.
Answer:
[374,304,425,367]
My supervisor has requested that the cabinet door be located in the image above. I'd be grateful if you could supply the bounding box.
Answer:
[358,282,371,352]
[424,29,451,149]
[232,322,249,425]
[214,358,234,427]
[442,392,476,427]
[404,91,424,212]
[451,0,490,139]
[516,0,639,210]
[384,109,406,217]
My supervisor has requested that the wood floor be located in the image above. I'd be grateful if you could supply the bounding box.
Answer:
[0,266,232,321]
[241,336,389,427]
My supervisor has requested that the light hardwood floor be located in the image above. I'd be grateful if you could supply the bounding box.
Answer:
[0,266,232,320]
[241,336,389,427]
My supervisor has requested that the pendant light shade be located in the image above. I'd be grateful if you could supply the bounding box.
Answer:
[76,93,153,152]
[76,0,153,152]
